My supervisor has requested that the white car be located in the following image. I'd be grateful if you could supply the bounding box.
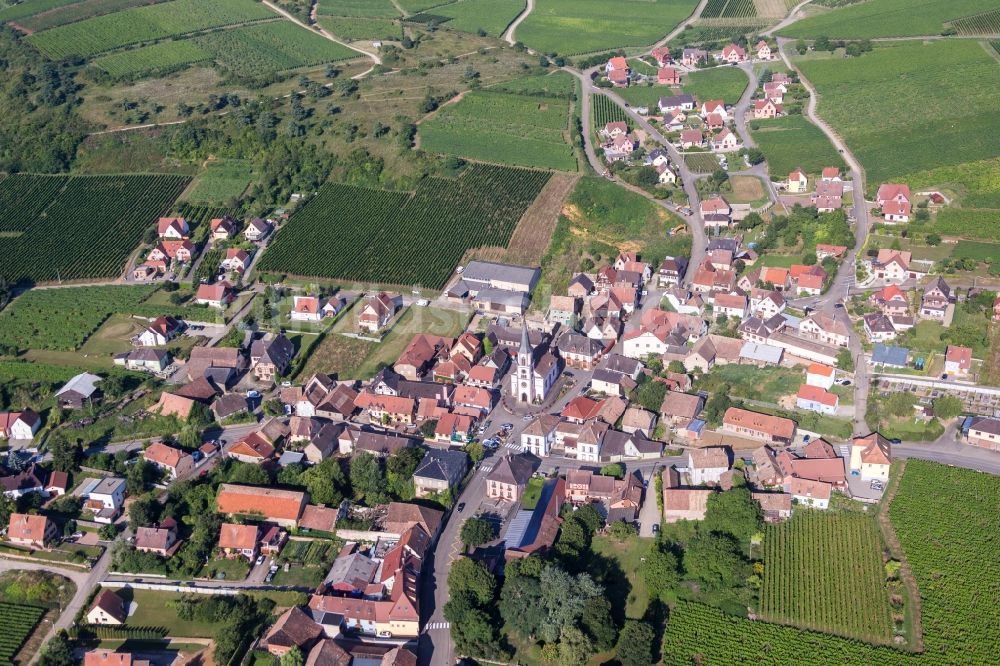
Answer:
[416,299,429,307]
[455,265,464,274]
[246,390,261,399]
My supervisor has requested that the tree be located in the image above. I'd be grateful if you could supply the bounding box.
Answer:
[37,630,74,666]
[500,572,545,639]
[460,517,498,549]
[703,487,763,550]
[608,519,637,540]
[580,595,617,650]
[280,646,303,666]
[126,458,155,495]
[0,494,13,531]
[667,360,687,374]
[558,626,594,666]
[703,387,733,426]
[630,377,667,413]
[304,458,346,506]
[885,391,916,417]
[387,446,425,499]
[128,495,159,530]
[683,532,749,590]
[465,441,485,463]
[932,395,963,420]
[350,452,388,504]
[617,620,655,666]
[99,523,118,540]
[49,434,81,473]
[539,566,601,641]
[837,347,854,372]
[803,251,818,266]
[926,233,941,246]
[644,543,680,599]
[600,463,625,479]
[419,419,438,439]
[448,557,496,605]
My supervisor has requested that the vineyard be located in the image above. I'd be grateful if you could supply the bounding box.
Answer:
[487,71,576,98]
[0,285,188,351]
[316,0,399,17]
[592,94,628,128]
[662,461,1000,665]
[317,16,402,41]
[419,89,576,170]
[0,0,79,21]
[17,0,170,32]
[429,0,526,37]
[0,175,68,233]
[701,0,758,18]
[92,39,212,79]
[948,7,1000,35]
[0,174,189,285]
[761,510,893,642]
[684,152,722,172]
[26,0,275,59]
[194,21,360,78]
[0,603,44,664]
[184,160,254,205]
[258,164,550,288]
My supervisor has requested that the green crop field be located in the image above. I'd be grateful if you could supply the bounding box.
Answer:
[316,0,399,17]
[92,39,212,79]
[795,41,1000,188]
[952,240,1000,263]
[26,0,275,59]
[18,0,167,31]
[0,174,69,232]
[419,89,576,170]
[751,115,844,177]
[662,461,1000,665]
[934,208,1000,241]
[488,71,575,97]
[0,174,189,285]
[681,65,748,104]
[517,0,697,56]
[258,164,550,288]
[430,0,523,37]
[317,16,401,40]
[0,0,80,21]
[907,159,1000,209]
[701,0,758,19]
[396,0,451,11]
[684,152,721,172]
[779,0,998,39]
[184,160,254,204]
[0,603,44,664]
[591,94,628,128]
[0,285,187,351]
[195,21,360,78]
[762,511,893,642]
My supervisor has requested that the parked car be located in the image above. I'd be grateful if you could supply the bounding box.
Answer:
[456,502,466,513]
[651,524,660,534]
[255,555,265,567]
[246,390,261,399]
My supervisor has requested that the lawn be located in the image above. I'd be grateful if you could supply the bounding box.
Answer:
[536,177,691,309]
[867,234,953,262]
[590,535,652,621]
[520,477,544,510]
[419,90,576,171]
[681,66,749,105]
[693,365,802,404]
[122,589,224,637]
[199,555,250,581]
[77,314,145,356]
[726,175,767,205]
[779,0,999,39]
[952,240,1000,264]
[794,41,1000,190]
[750,115,844,178]
[301,305,469,380]
[759,253,804,267]
[517,0,697,56]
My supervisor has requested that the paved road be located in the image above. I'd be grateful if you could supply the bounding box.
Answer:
[502,0,533,46]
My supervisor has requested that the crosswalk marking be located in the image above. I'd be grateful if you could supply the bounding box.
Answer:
[425,622,450,631]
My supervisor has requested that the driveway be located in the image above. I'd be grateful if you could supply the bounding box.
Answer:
[637,467,662,537]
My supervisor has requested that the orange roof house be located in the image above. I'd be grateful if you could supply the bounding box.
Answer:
[722,407,796,444]
[216,484,307,527]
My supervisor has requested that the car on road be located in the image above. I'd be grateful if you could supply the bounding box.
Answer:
[501,423,513,432]
[483,438,499,450]
[456,502,466,513]
[265,572,275,583]
[255,555,265,567]
[651,523,660,534]
[941,373,948,380]
[522,414,533,422]
[834,303,844,308]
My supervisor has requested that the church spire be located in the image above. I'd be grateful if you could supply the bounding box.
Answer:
[519,324,531,356]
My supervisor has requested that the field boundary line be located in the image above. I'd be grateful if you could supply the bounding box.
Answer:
[262,0,380,65]
[877,459,925,652]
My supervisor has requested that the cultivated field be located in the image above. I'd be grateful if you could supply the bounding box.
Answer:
[195,21,360,78]
[0,0,80,21]
[487,71,575,97]
[92,39,212,79]
[258,164,550,288]
[26,0,275,59]
[949,7,1000,35]
[317,16,401,41]
[316,0,398,18]
[16,0,168,31]
[0,285,184,351]
[662,461,1000,665]
[795,41,1000,189]
[681,66,748,104]
[419,89,576,170]
[750,115,844,177]
[431,0,525,37]
[684,152,722,173]
[591,94,628,128]
[762,511,893,642]
[0,174,189,284]
[702,0,758,19]
[184,160,254,204]
[0,603,44,664]
[517,0,698,56]
[779,0,999,38]
[0,174,69,232]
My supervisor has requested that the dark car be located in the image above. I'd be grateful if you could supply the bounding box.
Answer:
[456,502,466,513]
[889,438,902,445]
[651,524,660,534]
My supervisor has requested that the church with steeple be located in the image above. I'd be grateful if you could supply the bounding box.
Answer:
[511,325,560,404]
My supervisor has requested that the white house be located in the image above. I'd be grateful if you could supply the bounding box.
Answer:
[291,296,322,322]
[520,415,560,457]
[687,447,730,485]
[806,363,835,390]
[0,409,41,440]
[795,384,838,416]
[788,477,831,509]
[85,477,127,524]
